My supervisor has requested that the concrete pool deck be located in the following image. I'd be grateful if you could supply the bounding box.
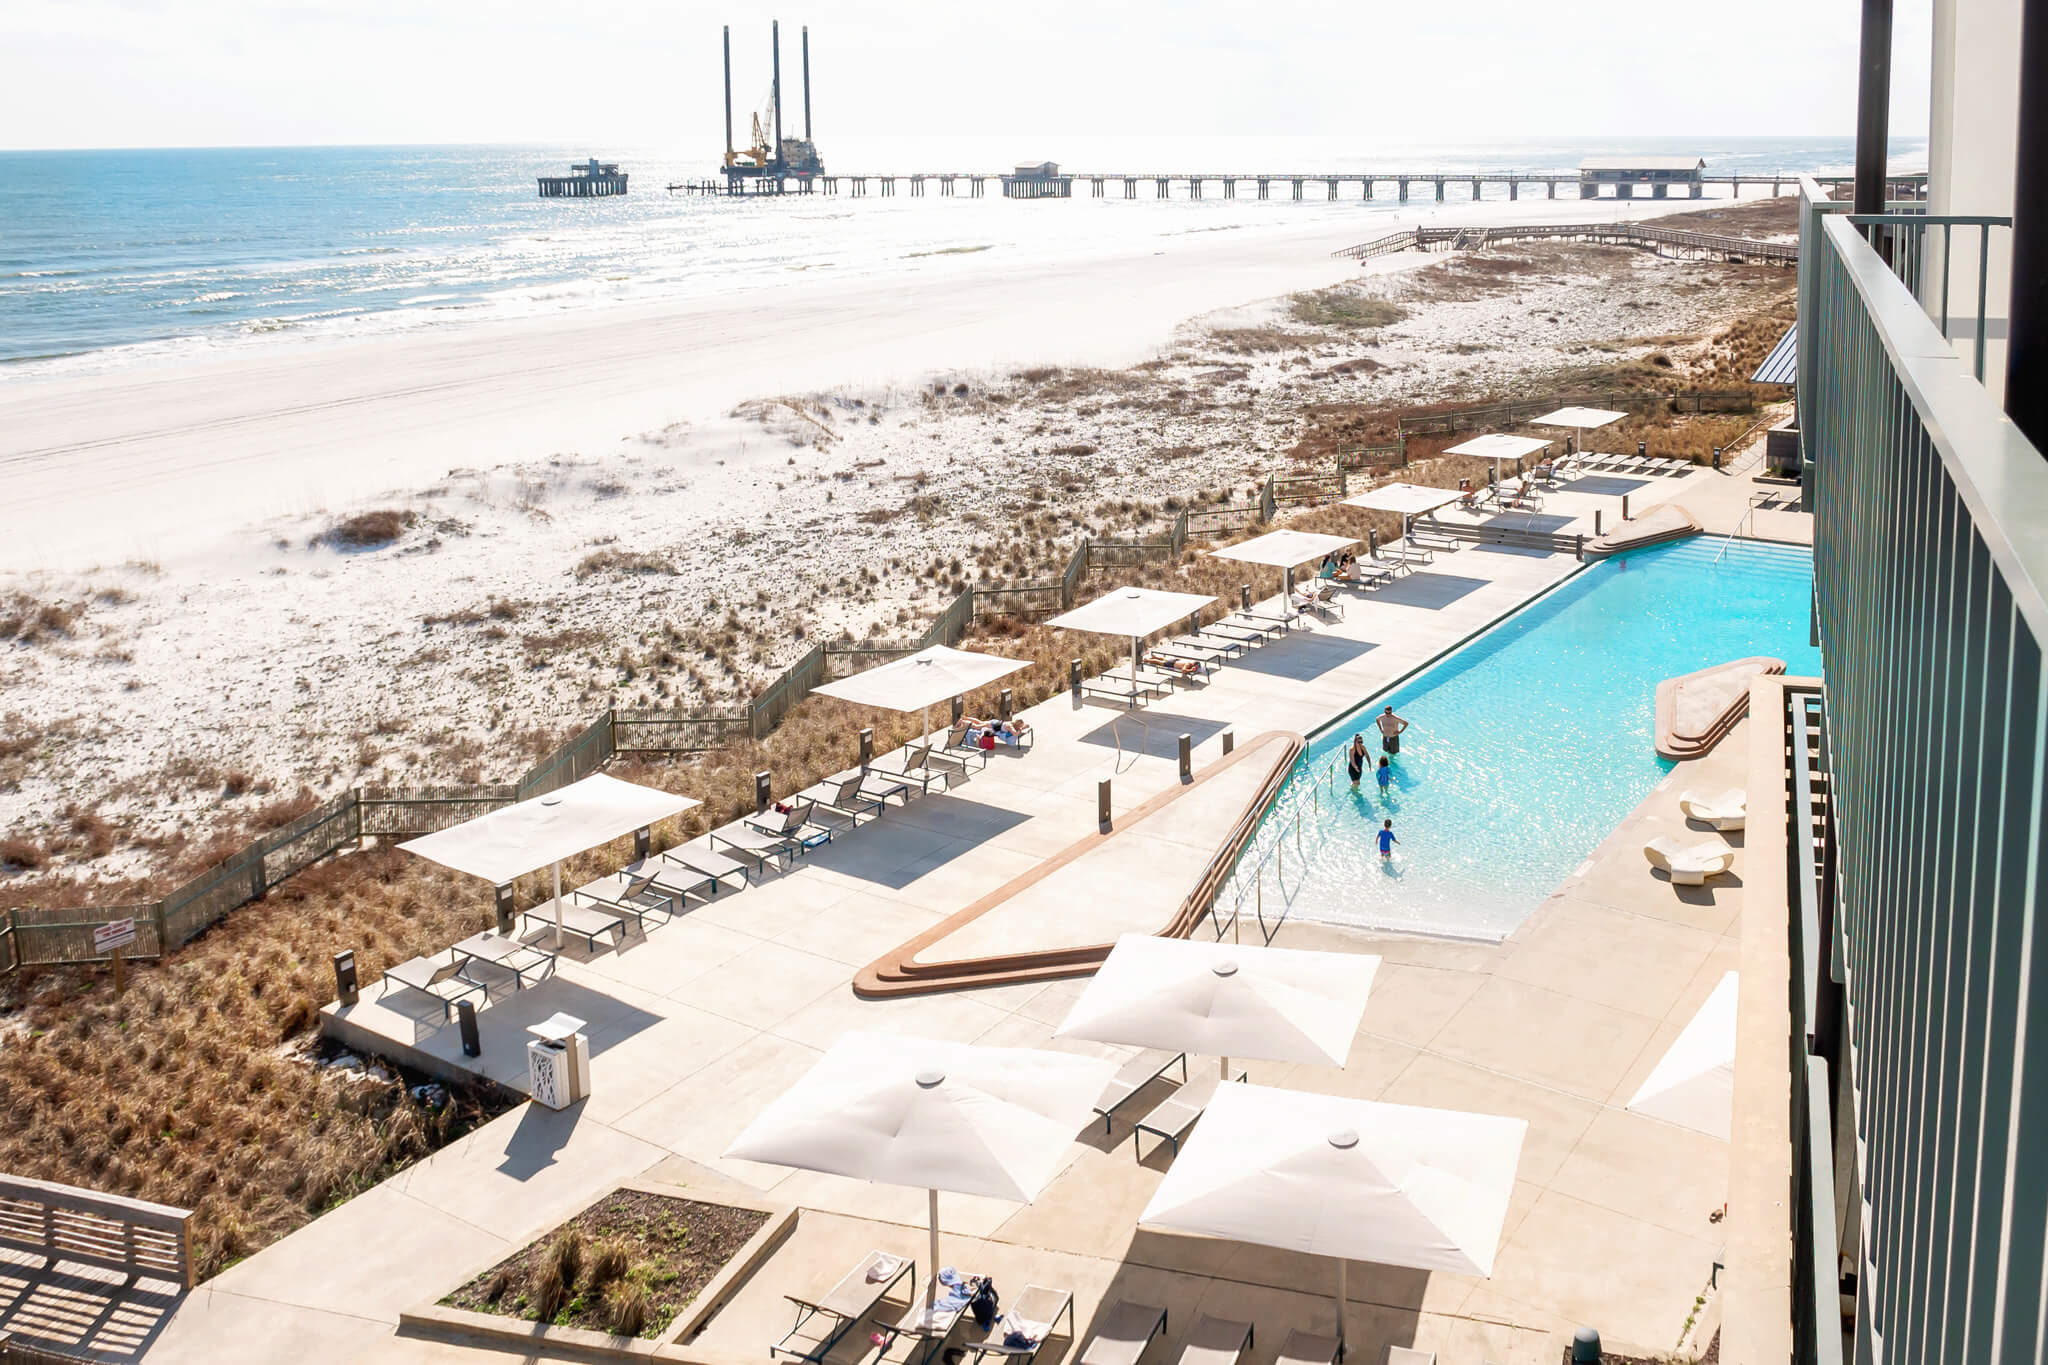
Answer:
[137,464,1808,1364]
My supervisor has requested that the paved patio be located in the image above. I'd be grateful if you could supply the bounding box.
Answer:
[138,464,1802,1363]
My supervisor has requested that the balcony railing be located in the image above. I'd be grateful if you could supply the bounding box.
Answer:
[1797,172,2048,1363]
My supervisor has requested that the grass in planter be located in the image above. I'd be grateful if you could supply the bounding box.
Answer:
[443,1190,768,1339]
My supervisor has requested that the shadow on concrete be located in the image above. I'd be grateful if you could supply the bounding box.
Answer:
[1565,474,1653,496]
[1104,1230,1431,1363]
[0,1250,184,1362]
[1078,714,1232,758]
[495,1095,588,1179]
[1367,574,1490,611]
[1479,511,1576,535]
[1228,635,1380,682]
[805,799,1032,889]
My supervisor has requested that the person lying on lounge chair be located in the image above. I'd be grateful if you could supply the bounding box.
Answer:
[1145,652,1205,677]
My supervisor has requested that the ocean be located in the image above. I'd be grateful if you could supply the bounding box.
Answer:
[0,135,1919,376]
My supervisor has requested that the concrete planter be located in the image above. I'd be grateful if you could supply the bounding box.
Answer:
[399,1182,797,1362]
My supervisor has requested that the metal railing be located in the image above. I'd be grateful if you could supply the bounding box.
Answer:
[1713,491,1774,564]
[1843,212,2012,381]
[1210,749,1355,945]
[1799,171,2048,1364]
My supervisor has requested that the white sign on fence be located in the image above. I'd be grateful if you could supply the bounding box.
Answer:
[92,918,138,954]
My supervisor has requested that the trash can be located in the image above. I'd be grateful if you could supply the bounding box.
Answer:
[525,1012,591,1110]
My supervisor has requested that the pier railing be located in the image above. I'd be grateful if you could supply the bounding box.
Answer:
[1334,220,1797,266]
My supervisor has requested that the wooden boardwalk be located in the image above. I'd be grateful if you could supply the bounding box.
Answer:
[1333,221,1798,267]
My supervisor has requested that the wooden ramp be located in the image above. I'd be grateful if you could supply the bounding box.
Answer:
[1585,503,1701,558]
[1656,657,1786,758]
[852,731,1302,998]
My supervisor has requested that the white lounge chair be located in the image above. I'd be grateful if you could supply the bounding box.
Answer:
[969,1284,1076,1364]
[1091,1049,1188,1132]
[1679,787,1748,831]
[1132,1067,1245,1158]
[771,1250,914,1363]
[1077,1300,1168,1365]
[1275,1331,1341,1365]
[802,771,888,823]
[1643,835,1736,885]
[1178,1316,1254,1365]
[379,952,486,1021]
[1385,1348,1435,1365]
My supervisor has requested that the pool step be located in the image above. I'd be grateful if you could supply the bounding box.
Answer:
[1654,656,1786,758]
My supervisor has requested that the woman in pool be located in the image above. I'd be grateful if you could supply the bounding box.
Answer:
[1347,734,1367,788]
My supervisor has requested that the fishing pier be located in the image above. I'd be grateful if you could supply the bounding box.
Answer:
[667,170,1917,202]
[539,159,628,198]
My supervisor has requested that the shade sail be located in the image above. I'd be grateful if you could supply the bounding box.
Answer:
[1054,934,1379,1069]
[1443,434,1553,461]
[1206,529,1359,570]
[399,773,698,885]
[1342,483,1464,516]
[1626,971,1738,1140]
[1139,1083,1526,1278]
[811,644,1029,714]
[1048,587,1217,641]
[1532,406,1629,431]
[724,1032,1117,1204]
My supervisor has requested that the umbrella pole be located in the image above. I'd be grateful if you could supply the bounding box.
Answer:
[1131,635,1139,695]
[927,1188,941,1311]
[552,859,563,950]
[1285,566,1295,621]
[1337,1260,1348,1356]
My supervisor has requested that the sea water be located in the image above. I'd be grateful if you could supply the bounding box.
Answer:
[1232,538,1822,941]
[0,135,1909,374]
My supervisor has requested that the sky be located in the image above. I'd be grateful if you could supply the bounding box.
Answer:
[1,0,1932,152]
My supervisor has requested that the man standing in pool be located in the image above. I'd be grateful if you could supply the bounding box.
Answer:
[1378,819,1398,860]
[1376,705,1411,757]
[1347,734,1368,788]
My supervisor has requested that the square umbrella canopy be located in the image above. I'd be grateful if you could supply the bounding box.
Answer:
[725,1032,1117,1308]
[1054,934,1380,1078]
[812,644,1031,743]
[1443,433,1553,482]
[1531,406,1629,431]
[1208,530,1359,621]
[1626,971,1738,1140]
[401,773,699,948]
[1048,587,1218,697]
[1139,1083,1527,1347]
[1342,483,1465,546]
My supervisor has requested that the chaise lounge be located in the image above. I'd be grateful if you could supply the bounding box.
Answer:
[1643,835,1737,886]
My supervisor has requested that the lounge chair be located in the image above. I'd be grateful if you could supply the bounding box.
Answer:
[1679,787,1748,831]
[1643,835,1736,886]
[874,744,951,793]
[379,953,486,1021]
[1083,674,1163,708]
[1137,662,1200,690]
[969,1284,1076,1364]
[1295,583,1344,619]
[709,820,801,873]
[616,855,721,904]
[571,872,680,933]
[1275,1330,1342,1365]
[1161,636,1236,662]
[936,722,991,772]
[1220,612,1288,638]
[1077,1300,1168,1365]
[1384,1349,1435,1365]
[1133,1067,1245,1158]
[1146,646,1204,679]
[659,846,752,892]
[886,1268,988,1365]
[802,771,888,824]
[1178,1316,1254,1365]
[1091,1049,1188,1132]
[746,799,836,850]
[771,1250,915,1363]
[1198,620,1271,646]
[848,768,916,806]
[521,898,628,951]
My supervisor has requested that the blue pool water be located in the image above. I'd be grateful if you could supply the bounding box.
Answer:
[1229,538,1822,941]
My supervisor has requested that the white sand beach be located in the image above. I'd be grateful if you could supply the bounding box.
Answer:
[0,190,1795,874]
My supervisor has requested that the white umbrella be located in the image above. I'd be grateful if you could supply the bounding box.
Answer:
[1048,586,1217,700]
[1342,482,1465,546]
[812,644,1030,747]
[1626,971,1738,1139]
[1443,433,1552,484]
[1532,406,1628,456]
[725,1032,1116,1310]
[1207,530,1359,621]
[1139,1083,1527,1350]
[401,773,698,949]
[1054,934,1379,1079]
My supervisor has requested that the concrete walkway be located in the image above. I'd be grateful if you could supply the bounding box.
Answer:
[141,469,1805,1364]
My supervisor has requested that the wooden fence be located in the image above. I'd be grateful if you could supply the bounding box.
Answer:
[0,1174,194,1290]
[3,393,1659,973]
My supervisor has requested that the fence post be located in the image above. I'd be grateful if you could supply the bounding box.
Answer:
[151,900,168,953]
[248,842,267,903]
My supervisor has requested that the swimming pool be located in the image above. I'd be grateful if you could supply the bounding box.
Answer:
[1225,538,1823,941]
